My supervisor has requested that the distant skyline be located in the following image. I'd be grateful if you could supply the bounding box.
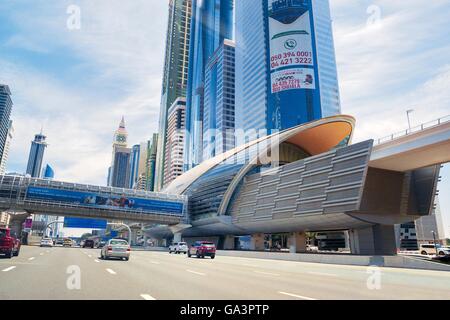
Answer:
[0,0,449,237]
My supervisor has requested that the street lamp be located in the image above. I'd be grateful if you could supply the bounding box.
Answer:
[406,109,414,131]
[431,230,438,256]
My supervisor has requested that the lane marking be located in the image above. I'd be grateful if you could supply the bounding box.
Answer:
[242,263,258,267]
[2,266,16,272]
[94,259,100,263]
[307,271,338,277]
[28,257,35,261]
[149,261,161,265]
[254,271,280,276]
[46,250,50,253]
[186,269,206,276]
[278,291,317,300]
[140,294,156,300]
[88,255,92,258]
[106,268,117,275]
[39,253,44,256]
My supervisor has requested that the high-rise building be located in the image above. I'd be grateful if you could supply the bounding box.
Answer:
[0,85,13,168]
[163,98,186,187]
[145,134,159,191]
[203,39,236,160]
[184,0,235,171]
[155,0,193,191]
[109,117,131,188]
[26,132,47,178]
[235,0,341,142]
[129,144,141,189]
[42,164,55,179]
[0,120,14,175]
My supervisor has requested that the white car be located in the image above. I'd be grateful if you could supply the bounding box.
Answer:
[420,244,450,256]
[40,237,53,247]
[169,242,188,254]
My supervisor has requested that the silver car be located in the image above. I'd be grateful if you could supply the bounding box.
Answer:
[100,239,131,261]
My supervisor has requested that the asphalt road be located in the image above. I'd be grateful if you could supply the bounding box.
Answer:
[1,245,450,300]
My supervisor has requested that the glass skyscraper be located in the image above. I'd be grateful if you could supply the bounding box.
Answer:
[129,144,141,189]
[203,39,236,160]
[184,0,234,171]
[0,85,13,169]
[155,0,193,191]
[235,0,341,141]
[26,132,47,178]
[109,118,131,188]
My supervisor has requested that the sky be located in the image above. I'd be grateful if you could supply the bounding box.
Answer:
[0,0,449,237]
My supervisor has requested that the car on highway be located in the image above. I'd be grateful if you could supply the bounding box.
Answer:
[40,237,53,247]
[97,241,106,248]
[0,227,21,258]
[187,241,216,259]
[100,239,131,261]
[83,239,95,248]
[63,238,73,247]
[169,242,188,254]
[419,244,450,256]
[54,238,64,246]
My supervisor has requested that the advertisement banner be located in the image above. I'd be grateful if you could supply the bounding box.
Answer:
[268,0,315,93]
[26,186,184,216]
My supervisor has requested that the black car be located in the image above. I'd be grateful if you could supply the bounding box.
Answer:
[83,239,95,248]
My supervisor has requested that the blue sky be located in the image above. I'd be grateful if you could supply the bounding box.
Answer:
[0,0,449,237]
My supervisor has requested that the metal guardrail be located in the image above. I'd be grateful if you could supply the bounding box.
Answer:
[374,115,450,145]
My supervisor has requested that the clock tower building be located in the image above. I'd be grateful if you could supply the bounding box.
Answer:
[108,117,132,188]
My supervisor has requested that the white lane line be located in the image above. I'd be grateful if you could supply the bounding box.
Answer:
[46,250,50,253]
[149,261,161,265]
[88,255,92,258]
[140,294,157,300]
[253,270,280,276]
[242,263,258,267]
[39,253,44,256]
[28,257,35,261]
[186,269,206,276]
[2,266,16,272]
[106,268,117,275]
[307,271,338,277]
[94,259,100,263]
[278,291,317,300]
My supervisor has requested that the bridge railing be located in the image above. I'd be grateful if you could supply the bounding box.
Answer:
[375,115,450,145]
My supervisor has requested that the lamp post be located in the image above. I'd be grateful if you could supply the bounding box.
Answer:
[431,230,438,256]
[406,109,414,131]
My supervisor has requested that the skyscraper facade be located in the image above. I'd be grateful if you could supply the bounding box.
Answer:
[164,98,186,187]
[155,0,193,191]
[145,133,159,192]
[109,117,131,188]
[129,144,141,188]
[183,0,235,171]
[26,132,47,178]
[0,85,13,169]
[0,120,14,175]
[42,164,55,179]
[203,39,236,160]
[235,0,341,141]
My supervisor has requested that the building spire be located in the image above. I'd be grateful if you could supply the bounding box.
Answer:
[119,116,125,129]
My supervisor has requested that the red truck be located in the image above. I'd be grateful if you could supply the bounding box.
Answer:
[0,228,21,258]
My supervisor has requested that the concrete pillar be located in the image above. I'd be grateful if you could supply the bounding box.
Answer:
[288,232,307,253]
[223,235,235,250]
[250,233,265,251]
[173,232,182,243]
[349,225,397,255]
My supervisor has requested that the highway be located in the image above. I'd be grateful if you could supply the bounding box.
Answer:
[1,246,450,300]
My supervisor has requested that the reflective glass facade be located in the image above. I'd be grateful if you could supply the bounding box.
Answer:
[26,133,47,178]
[235,0,341,141]
[184,0,234,171]
[0,85,13,169]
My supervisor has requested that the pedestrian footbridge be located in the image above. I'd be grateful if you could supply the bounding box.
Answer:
[0,175,188,225]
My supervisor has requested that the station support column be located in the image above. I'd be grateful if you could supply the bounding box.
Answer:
[288,232,307,253]
[250,233,265,251]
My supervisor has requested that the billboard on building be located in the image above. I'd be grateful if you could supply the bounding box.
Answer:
[25,186,184,216]
[268,0,315,93]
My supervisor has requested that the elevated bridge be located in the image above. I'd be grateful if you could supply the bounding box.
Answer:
[0,175,188,226]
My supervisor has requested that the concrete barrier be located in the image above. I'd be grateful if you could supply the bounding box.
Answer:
[216,250,450,272]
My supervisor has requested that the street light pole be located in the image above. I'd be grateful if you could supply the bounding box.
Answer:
[431,230,438,256]
[406,109,414,131]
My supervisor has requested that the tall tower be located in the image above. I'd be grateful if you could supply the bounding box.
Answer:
[108,117,131,188]
[0,85,13,169]
[155,0,193,191]
[26,131,47,178]
[0,120,14,175]
[184,0,235,171]
[235,0,341,142]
